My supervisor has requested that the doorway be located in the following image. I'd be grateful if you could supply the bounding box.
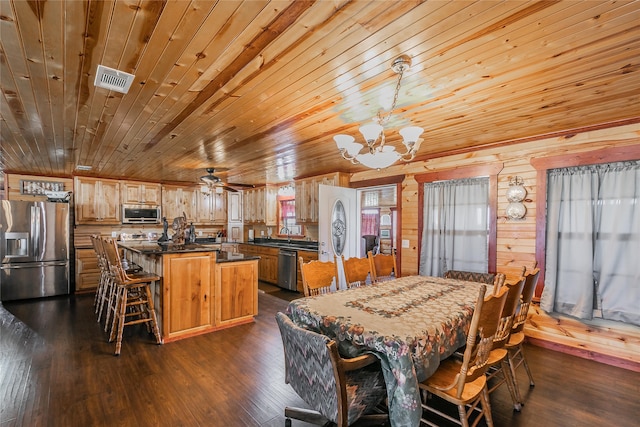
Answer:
[356,184,398,258]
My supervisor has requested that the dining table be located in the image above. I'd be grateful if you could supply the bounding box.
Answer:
[286,275,484,427]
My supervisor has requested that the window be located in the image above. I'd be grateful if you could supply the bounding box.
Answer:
[419,177,490,276]
[361,209,380,236]
[541,160,640,326]
[278,197,302,236]
[415,163,501,276]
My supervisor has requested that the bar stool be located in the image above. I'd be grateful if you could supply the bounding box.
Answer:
[90,235,113,324]
[102,237,162,355]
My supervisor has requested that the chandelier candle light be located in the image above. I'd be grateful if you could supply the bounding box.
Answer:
[334,55,424,169]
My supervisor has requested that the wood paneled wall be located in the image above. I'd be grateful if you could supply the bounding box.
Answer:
[5,173,73,202]
[351,122,640,279]
[351,122,640,369]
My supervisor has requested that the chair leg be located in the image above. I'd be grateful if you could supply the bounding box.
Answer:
[501,359,522,411]
[457,404,470,427]
[104,279,117,332]
[507,346,525,405]
[114,287,128,356]
[109,286,124,342]
[480,387,494,427]
[143,285,162,344]
[520,345,535,387]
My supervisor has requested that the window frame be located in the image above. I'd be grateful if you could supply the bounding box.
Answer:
[415,163,502,274]
[276,195,304,237]
[530,144,640,297]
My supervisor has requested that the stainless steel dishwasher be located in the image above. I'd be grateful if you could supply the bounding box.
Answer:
[278,249,298,291]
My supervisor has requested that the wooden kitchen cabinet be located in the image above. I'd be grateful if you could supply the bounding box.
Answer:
[295,172,349,223]
[215,259,258,327]
[162,252,214,340]
[228,192,242,222]
[296,249,318,293]
[74,177,121,224]
[120,246,259,343]
[75,248,101,292]
[257,246,279,284]
[196,187,227,224]
[237,243,279,284]
[162,185,197,222]
[121,181,161,205]
[243,186,277,225]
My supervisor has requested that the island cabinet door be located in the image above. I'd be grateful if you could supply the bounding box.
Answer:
[162,253,214,340]
[215,260,258,327]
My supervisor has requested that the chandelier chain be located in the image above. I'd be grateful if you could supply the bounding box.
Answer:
[378,66,404,125]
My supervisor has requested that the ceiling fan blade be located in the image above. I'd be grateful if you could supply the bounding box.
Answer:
[226,182,255,188]
[222,185,239,193]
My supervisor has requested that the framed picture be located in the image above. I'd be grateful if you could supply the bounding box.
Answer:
[380,229,391,238]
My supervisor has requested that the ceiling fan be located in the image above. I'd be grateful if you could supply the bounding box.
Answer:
[199,168,254,193]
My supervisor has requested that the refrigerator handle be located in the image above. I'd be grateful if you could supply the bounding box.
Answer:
[31,205,40,257]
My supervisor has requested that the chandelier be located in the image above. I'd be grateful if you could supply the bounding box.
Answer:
[334,55,424,169]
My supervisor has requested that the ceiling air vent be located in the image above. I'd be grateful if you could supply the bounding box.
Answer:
[94,65,135,94]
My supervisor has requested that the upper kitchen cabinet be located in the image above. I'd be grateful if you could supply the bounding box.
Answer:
[228,192,243,223]
[74,177,121,224]
[162,185,197,222]
[121,181,161,205]
[243,186,277,225]
[295,172,350,223]
[196,187,227,224]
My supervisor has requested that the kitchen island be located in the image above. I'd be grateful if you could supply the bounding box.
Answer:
[119,242,259,342]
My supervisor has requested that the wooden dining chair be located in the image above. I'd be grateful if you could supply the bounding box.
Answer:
[443,270,506,294]
[367,251,397,283]
[419,284,508,427]
[341,255,373,289]
[505,268,540,403]
[485,277,526,411]
[299,257,338,297]
[275,312,388,427]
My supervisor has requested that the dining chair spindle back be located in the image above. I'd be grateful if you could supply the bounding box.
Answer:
[486,277,527,411]
[419,284,508,427]
[367,251,397,283]
[341,255,373,289]
[299,257,338,297]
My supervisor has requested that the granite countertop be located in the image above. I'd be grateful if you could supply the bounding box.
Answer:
[118,241,260,263]
[216,251,260,263]
[118,241,217,255]
[245,238,319,252]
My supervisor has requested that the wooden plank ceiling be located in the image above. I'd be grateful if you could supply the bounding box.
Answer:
[1,0,639,187]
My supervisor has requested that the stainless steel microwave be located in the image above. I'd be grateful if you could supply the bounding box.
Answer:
[122,204,161,224]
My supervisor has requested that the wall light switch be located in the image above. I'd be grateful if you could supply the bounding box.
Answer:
[111,231,118,238]
[402,239,410,248]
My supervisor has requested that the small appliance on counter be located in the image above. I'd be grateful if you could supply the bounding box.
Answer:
[248,229,254,242]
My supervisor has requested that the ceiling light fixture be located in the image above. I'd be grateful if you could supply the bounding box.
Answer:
[334,55,424,169]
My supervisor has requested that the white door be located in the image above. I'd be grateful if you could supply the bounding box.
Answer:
[318,184,358,290]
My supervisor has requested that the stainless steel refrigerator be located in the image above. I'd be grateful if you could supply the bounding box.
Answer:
[1,200,70,301]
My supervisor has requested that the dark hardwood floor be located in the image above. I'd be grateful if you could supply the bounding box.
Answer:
[1,292,638,427]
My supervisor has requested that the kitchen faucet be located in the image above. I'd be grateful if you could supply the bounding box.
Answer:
[280,226,291,243]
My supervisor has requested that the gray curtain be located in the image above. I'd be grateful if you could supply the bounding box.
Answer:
[541,161,640,326]
[419,177,489,277]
